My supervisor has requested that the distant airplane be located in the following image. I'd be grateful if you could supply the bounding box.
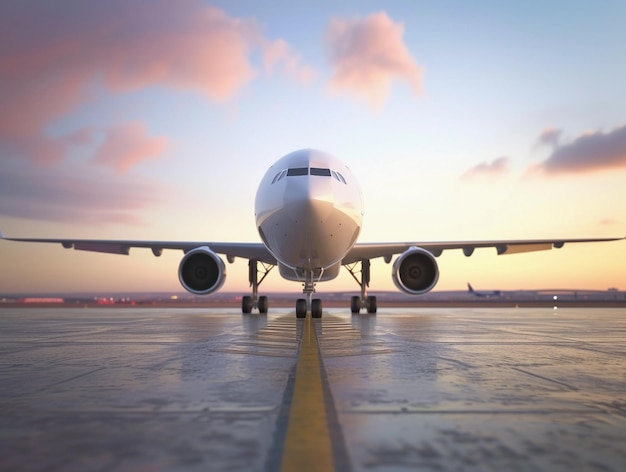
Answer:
[467,283,501,298]
[2,149,624,318]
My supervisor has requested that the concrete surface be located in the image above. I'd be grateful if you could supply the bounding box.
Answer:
[1,307,625,471]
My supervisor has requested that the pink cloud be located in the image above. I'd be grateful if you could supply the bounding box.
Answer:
[325,11,423,107]
[0,160,165,225]
[536,125,626,175]
[461,156,510,180]
[262,39,316,84]
[0,0,309,166]
[93,122,169,174]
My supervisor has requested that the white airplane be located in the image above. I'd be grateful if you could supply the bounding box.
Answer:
[2,149,624,318]
[467,283,502,298]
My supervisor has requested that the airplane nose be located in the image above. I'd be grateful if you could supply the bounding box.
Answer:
[286,179,334,221]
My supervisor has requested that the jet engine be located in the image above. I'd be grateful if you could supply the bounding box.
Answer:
[392,247,439,295]
[178,247,226,295]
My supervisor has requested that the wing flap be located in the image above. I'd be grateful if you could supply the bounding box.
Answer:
[496,243,553,255]
[73,242,130,255]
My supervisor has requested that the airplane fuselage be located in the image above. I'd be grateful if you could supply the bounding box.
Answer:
[255,149,363,282]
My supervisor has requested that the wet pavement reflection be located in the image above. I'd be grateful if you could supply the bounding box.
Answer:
[1,307,625,471]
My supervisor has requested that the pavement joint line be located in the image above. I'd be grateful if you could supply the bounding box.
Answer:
[281,316,334,472]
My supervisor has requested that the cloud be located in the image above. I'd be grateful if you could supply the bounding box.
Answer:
[535,127,563,149]
[536,125,626,175]
[93,122,169,174]
[0,0,309,165]
[262,39,315,84]
[461,156,510,180]
[325,11,422,107]
[0,160,165,225]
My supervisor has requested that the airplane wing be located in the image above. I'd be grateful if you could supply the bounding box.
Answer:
[343,236,625,264]
[0,232,276,265]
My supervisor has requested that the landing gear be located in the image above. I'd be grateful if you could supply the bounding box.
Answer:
[294,269,324,318]
[241,259,273,314]
[346,259,377,314]
[295,297,323,319]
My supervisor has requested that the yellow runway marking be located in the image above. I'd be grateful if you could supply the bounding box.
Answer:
[281,317,334,472]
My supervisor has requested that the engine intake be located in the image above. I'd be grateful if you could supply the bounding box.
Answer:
[392,246,439,295]
[178,247,226,295]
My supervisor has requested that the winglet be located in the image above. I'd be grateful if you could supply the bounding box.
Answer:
[0,229,4,239]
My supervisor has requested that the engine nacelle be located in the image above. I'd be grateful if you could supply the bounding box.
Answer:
[392,246,439,295]
[178,247,226,295]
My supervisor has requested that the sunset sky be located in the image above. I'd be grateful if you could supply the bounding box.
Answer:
[1,0,625,295]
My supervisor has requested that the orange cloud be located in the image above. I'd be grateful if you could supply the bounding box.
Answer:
[461,156,510,180]
[93,122,169,174]
[536,125,626,175]
[326,11,423,107]
[0,0,309,165]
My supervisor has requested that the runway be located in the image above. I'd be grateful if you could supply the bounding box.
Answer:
[1,307,625,471]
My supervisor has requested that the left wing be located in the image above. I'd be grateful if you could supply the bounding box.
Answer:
[344,236,625,264]
[0,232,276,265]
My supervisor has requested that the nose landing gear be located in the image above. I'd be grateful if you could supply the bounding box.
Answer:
[295,269,323,318]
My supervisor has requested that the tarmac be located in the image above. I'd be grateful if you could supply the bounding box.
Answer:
[1,306,625,471]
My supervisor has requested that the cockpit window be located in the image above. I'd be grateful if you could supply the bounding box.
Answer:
[287,167,308,176]
[271,172,281,184]
[336,172,347,184]
[310,168,331,176]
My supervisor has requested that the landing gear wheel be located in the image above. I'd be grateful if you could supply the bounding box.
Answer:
[258,296,268,314]
[366,295,377,314]
[296,299,307,318]
[242,296,253,314]
[311,299,323,318]
[350,296,361,314]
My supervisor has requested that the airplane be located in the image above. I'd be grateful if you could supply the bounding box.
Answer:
[467,283,501,298]
[2,148,624,318]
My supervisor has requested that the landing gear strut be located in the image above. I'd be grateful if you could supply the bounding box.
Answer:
[346,259,377,314]
[295,269,323,318]
[241,259,273,314]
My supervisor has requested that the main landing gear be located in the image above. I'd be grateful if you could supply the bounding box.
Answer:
[241,259,273,314]
[346,259,377,314]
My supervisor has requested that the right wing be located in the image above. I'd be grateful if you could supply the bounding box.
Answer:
[344,235,625,264]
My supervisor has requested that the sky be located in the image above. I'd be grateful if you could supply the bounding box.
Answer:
[1,0,625,295]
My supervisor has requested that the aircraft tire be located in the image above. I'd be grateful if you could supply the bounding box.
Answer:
[311,299,323,318]
[242,296,253,314]
[296,299,307,318]
[366,296,377,314]
[258,296,268,314]
[350,296,361,314]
